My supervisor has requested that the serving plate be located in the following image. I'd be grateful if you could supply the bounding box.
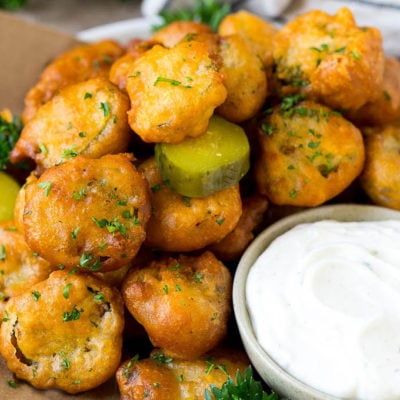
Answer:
[77,16,161,44]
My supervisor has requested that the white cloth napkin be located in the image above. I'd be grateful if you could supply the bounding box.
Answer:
[141,0,400,56]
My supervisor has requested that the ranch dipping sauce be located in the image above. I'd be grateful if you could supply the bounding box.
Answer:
[246,219,400,400]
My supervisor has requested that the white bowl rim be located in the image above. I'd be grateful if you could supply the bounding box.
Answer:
[233,203,400,399]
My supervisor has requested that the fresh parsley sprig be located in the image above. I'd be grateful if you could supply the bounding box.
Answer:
[0,0,26,11]
[0,114,23,170]
[153,0,231,32]
[204,366,280,400]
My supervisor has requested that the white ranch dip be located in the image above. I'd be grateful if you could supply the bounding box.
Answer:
[246,219,400,400]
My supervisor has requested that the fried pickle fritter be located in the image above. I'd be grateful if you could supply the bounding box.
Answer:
[253,99,365,206]
[360,122,400,209]
[109,40,158,91]
[10,78,131,173]
[23,154,151,272]
[218,10,277,71]
[273,7,384,110]
[346,57,400,126]
[126,40,227,143]
[216,34,267,123]
[22,40,124,122]
[0,222,54,314]
[150,21,214,48]
[208,194,268,261]
[0,270,124,393]
[122,251,232,359]
[138,157,242,252]
[116,348,249,400]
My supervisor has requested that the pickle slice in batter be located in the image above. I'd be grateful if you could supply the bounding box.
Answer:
[155,115,250,197]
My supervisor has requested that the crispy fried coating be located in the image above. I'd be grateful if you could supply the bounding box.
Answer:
[208,194,268,261]
[126,41,227,143]
[23,154,151,272]
[109,40,158,91]
[122,251,232,359]
[360,122,400,209]
[22,40,124,122]
[273,8,384,110]
[150,21,214,48]
[216,34,267,122]
[13,173,37,235]
[0,270,124,393]
[218,10,277,70]
[0,221,53,310]
[10,78,131,173]
[116,347,249,400]
[253,99,365,206]
[346,57,400,126]
[138,157,242,252]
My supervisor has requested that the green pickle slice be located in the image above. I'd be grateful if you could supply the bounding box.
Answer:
[155,115,250,197]
[0,171,20,222]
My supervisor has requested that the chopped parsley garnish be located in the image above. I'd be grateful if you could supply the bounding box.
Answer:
[62,144,78,159]
[71,226,80,240]
[100,102,110,117]
[0,114,23,170]
[79,252,102,271]
[92,216,127,237]
[7,379,17,389]
[154,77,182,87]
[0,245,5,260]
[62,306,83,322]
[32,291,41,301]
[37,181,52,196]
[63,283,72,299]
[151,353,173,364]
[72,188,86,200]
[93,293,105,303]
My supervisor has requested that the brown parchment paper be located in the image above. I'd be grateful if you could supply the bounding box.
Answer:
[0,11,81,114]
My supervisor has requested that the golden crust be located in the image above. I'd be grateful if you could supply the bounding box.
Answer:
[0,270,124,393]
[360,122,400,209]
[22,40,124,122]
[0,221,54,306]
[218,10,277,70]
[216,34,268,122]
[122,251,232,359]
[150,21,214,48]
[126,41,227,143]
[273,7,384,110]
[139,157,242,252]
[109,40,159,91]
[116,347,249,399]
[253,99,365,206]
[208,194,268,261]
[23,154,151,271]
[10,78,131,172]
[346,57,400,126]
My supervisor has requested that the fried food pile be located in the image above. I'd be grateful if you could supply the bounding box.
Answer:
[1,6,399,398]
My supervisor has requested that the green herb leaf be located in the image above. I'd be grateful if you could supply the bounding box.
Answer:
[62,306,83,322]
[153,0,230,32]
[63,283,72,299]
[0,114,23,170]
[100,102,110,117]
[204,366,280,400]
[37,181,52,196]
[32,291,41,301]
